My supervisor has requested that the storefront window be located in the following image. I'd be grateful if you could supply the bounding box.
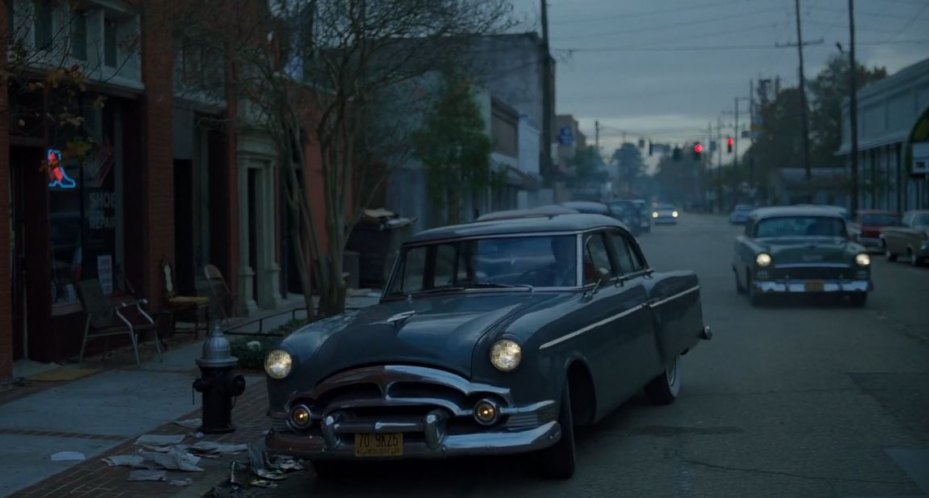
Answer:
[49,103,119,306]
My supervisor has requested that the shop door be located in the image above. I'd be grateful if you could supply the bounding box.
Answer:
[9,146,46,360]
[173,160,195,294]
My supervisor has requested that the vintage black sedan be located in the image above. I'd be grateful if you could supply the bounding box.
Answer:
[733,206,873,307]
[264,214,711,479]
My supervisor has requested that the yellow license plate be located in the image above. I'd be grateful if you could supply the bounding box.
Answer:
[805,280,825,292]
[354,433,403,457]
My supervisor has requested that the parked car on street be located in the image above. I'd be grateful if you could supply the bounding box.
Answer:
[880,209,929,266]
[631,199,651,233]
[264,213,711,479]
[477,205,579,222]
[848,210,901,253]
[651,203,679,224]
[606,199,644,235]
[729,204,756,225]
[733,206,872,307]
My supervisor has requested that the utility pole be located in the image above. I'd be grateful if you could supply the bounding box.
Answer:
[749,79,755,193]
[849,0,860,215]
[540,0,553,187]
[717,116,723,211]
[595,120,600,152]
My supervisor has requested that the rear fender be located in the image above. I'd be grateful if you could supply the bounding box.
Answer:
[644,270,705,365]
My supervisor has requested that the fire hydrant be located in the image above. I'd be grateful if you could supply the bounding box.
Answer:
[193,326,246,434]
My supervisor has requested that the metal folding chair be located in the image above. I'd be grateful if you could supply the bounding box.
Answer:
[77,279,161,366]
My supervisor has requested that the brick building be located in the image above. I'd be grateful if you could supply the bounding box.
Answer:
[0,0,325,381]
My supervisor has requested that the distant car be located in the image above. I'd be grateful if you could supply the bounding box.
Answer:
[264,213,712,479]
[606,200,644,234]
[631,200,651,233]
[732,206,872,307]
[651,203,679,224]
[848,210,901,253]
[880,209,929,266]
[559,201,611,217]
[729,204,756,225]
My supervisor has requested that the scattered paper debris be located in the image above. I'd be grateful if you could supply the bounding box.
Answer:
[128,470,166,481]
[139,447,204,472]
[136,434,185,445]
[249,479,278,488]
[189,441,249,455]
[270,456,304,472]
[173,418,202,430]
[102,455,146,468]
[253,468,286,481]
[50,451,85,461]
[169,478,193,487]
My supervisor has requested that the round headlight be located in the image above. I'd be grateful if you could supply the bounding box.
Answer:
[652,212,659,218]
[755,253,772,267]
[855,253,871,266]
[490,340,522,372]
[672,210,679,218]
[264,349,293,379]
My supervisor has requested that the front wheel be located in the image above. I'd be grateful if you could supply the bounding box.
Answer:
[885,243,898,262]
[538,383,576,479]
[644,354,681,405]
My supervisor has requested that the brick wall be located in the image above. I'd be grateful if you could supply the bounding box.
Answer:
[0,5,12,381]
[140,0,175,311]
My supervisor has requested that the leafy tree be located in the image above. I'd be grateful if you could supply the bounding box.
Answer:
[414,69,493,226]
[808,54,887,167]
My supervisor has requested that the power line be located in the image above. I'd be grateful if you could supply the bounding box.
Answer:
[555,39,928,53]
[554,6,787,41]
[553,0,771,26]
[890,1,929,41]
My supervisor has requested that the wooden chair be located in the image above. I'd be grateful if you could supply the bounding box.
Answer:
[77,279,161,366]
[204,264,237,322]
[161,257,210,337]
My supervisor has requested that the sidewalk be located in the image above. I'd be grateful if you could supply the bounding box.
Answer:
[1,293,380,497]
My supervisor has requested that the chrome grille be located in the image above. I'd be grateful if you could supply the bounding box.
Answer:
[771,266,850,280]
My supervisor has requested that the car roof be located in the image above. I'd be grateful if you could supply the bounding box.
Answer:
[751,205,847,220]
[559,201,610,213]
[476,205,579,222]
[408,213,626,244]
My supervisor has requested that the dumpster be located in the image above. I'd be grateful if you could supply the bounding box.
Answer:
[346,209,414,289]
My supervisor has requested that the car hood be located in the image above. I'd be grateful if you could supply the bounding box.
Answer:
[279,292,556,383]
[757,237,851,264]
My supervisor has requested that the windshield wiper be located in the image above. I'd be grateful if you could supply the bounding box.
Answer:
[466,282,535,292]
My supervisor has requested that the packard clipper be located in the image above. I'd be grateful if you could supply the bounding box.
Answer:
[264,213,711,479]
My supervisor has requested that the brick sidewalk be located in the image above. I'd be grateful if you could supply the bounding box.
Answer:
[9,374,270,498]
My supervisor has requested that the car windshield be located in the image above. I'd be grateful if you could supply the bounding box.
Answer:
[386,235,579,295]
[860,213,900,226]
[656,204,675,210]
[914,214,929,226]
[755,216,847,238]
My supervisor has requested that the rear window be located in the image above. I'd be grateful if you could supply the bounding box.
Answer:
[861,213,899,226]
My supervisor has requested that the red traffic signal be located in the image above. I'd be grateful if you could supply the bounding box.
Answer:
[692,142,703,160]
[727,136,734,153]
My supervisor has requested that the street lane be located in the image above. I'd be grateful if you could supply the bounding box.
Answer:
[270,213,929,498]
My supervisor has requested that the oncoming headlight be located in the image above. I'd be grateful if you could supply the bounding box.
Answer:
[755,253,772,267]
[855,253,871,267]
[490,340,522,372]
[264,349,293,379]
[672,210,679,218]
[652,212,659,219]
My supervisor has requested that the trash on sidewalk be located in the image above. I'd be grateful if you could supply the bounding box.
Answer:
[173,418,202,430]
[270,455,304,472]
[50,451,86,461]
[102,454,146,467]
[248,479,278,488]
[128,470,167,481]
[188,441,249,455]
[139,447,204,472]
[170,478,193,487]
[136,434,186,445]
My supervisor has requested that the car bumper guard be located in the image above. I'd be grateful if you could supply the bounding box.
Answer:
[753,279,870,294]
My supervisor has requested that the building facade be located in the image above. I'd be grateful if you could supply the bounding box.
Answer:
[839,57,929,211]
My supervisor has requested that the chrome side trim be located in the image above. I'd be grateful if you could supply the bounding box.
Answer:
[539,304,645,350]
[648,285,701,308]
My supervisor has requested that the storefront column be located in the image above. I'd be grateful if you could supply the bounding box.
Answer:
[0,14,12,380]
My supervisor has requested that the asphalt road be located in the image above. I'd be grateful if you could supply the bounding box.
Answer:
[264,213,929,498]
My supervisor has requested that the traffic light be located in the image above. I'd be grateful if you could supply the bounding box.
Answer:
[692,142,703,160]
[727,136,734,153]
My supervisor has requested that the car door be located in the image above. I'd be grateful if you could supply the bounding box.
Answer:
[599,229,663,410]
[886,211,912,253]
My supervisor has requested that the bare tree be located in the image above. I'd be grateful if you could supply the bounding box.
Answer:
[197,0,514,318]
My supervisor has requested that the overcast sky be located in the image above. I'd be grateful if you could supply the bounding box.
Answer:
[511,0,929,162]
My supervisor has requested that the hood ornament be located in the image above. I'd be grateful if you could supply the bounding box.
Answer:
[386,310,416,327]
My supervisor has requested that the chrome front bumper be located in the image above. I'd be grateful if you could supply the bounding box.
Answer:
[265,365,560,460]
[753,279,870,294]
